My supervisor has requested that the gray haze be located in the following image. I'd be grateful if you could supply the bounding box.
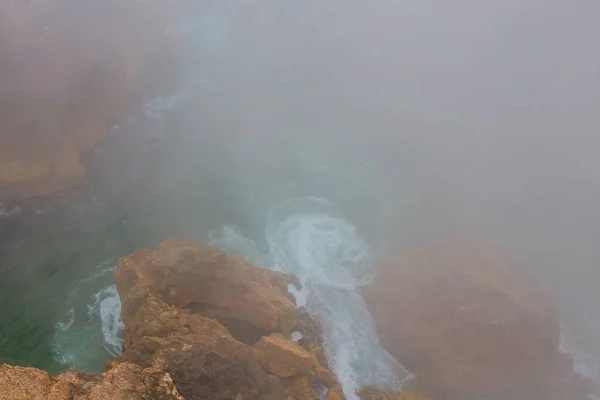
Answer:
[89,0,600,388]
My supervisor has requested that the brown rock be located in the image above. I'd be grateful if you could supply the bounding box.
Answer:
[116,240,297,343]
[0,363,183,400]
[363,236,592,400]
[357,388,430,400]
[0,0,179,200]
[0,365,51,400]
[82,362,184,400]
[1,241,345,400]
[255,333,314,378]
[293,307,324,348]
[114,240,298,399]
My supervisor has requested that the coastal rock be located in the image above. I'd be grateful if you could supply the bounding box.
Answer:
[0,0,178,200]
[113,240,342,399]
[254,333,314,378]
[116,240,297,343]
[0,363,183,400]
[357,388,429,400]
[0,365,51,400]
[0,240,347,399]
[363,236,591,400]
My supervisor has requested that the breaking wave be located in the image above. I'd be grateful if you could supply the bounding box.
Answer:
[209,196,411,399]
[51,261,124,371]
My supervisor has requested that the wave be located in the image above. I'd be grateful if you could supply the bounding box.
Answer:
[52,261,124,371]
[87,285,124,357]
[559,326,600,399]
[560,328,600,383]
[0,203,22,219]
[209,197,411,399]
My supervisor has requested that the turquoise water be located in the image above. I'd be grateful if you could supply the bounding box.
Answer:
[0,201,142,373]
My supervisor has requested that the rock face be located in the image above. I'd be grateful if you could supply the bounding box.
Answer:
[0,363,183,400]
[112,240,350,399]
[0,240,348,399]
[114,240,299,399]
[363,236,591,400]
[254,333,314,378]
[116,240,297,344]
[0,0,178,200]
[357,389,430,400]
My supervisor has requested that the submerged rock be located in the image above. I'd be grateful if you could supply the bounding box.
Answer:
[363,236,592,400]
[0,0,179,200]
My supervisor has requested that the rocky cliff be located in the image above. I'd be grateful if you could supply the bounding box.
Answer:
[0,0,178,200]
[0,241,352,399]
[363,236,593,400]
[0,236,592,399]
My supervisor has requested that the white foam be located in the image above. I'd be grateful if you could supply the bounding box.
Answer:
[143,93,187,120]
[56,305,75,332]
[288,283,308,308]
[87,285,125,357]
[210,197,411,398]
[291,331,303,342]
[560,329,600,382]
[0,203,22,219]
[52,261,125,369]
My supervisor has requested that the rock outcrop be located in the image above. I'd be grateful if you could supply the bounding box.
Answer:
[0,362,183,400]
[0,240,350,399]
[254,334,314,378]
[1,240,424,399]
[113,240,300,399]
[363,236,592,400]
[0,0,178,200]
[357,389,430,400]
[116,240,297,344]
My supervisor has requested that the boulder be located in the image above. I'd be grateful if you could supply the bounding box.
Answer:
[116,240,297,344]
[363,236,591,400]
[0,0,179,200]
[255,333,314,378]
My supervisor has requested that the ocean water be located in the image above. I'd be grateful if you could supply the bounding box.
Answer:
[0,198,143,374]
[208,197,412,398]
[2,2,600,399]
[51,262,123,368]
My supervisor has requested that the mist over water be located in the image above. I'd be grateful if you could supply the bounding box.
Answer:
[1,0,600,398]
[209,197,412,397]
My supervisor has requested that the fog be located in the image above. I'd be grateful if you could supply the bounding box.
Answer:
[94,0,600,386]
[146,0,600,323]
[2,0,600,397]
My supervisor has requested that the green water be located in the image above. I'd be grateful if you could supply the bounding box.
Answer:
[0,202,147,374]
